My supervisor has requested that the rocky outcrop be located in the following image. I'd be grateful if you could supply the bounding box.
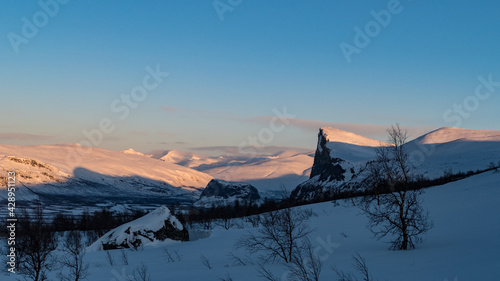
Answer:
[310,128,347,181]
[290,128,372,201]
[195,179,261,206]
[88,206,188,251]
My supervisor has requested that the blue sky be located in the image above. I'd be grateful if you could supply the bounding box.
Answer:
[1,0,499,155]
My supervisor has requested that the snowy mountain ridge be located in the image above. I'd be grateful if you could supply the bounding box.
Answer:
[320,127,389,148]
[0,144,212,203]
[413,126,500,144]
[291,126,500,201]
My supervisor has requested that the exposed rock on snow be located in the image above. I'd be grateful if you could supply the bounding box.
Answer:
[290,128,386,201]
[291,126,500,201]
[310,128,347,182]
[88,206,188,251]
[195,179,261,206]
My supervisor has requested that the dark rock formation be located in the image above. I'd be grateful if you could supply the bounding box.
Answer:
[90,206,188,251]
[310,128,347,181]
[102,222,189,250]
[200,179,261,201]
[291,128,351,201]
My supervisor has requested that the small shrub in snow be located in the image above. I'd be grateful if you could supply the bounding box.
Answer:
[218,272,234,281]
[163,248,182,263]
[200,254,213,269]
[237,207,312,263]
[257,264,281,281]
[228,252,254,266]
[286,239,323,281]
[105,251,115,266]
[121,249,129,265]
[58,230,90,281]
[132,263,151,281]
[331,253,376,281]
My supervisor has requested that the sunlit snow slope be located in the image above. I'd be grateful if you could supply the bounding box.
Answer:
[203,151,314,196]
[0,144,212,202]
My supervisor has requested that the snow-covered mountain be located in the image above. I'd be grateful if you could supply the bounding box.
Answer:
[406,127,500,178]
[413,127,500,144]
[0,143,313,206]
[158,149,221,169]
[202,150,314,197]
[121,148,152,157]
[291,128,386,200]
[155,149,314,198]
[3,126,496,206]
[0,144,212,203]
[292,126,500,201]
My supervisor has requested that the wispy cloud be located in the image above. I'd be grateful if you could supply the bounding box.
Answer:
[128,131,149,136]
[191,145,313,156]
[243,116,435,140]
[156,132,176,137]
[160,106,180,112]
[159,106,241,120]
[159,106,434,141]
[0,133,55,141]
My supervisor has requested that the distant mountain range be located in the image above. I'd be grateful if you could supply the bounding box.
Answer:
[151,149,314,197]
[0,144,212,204]
[1,127,498,207]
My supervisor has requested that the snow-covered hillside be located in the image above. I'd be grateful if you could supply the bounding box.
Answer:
[292,128,388,200]
[3,170,498,280]
[292,126,500,200]
[203,151,314,197]
[407,127,500,178]
[414,126,500,144]
[320,127,389,163]
[158,150,221,169]
[155,149,314,198]
[0,144,212,203]
[321,127,388,147]
[121,148,152,157]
